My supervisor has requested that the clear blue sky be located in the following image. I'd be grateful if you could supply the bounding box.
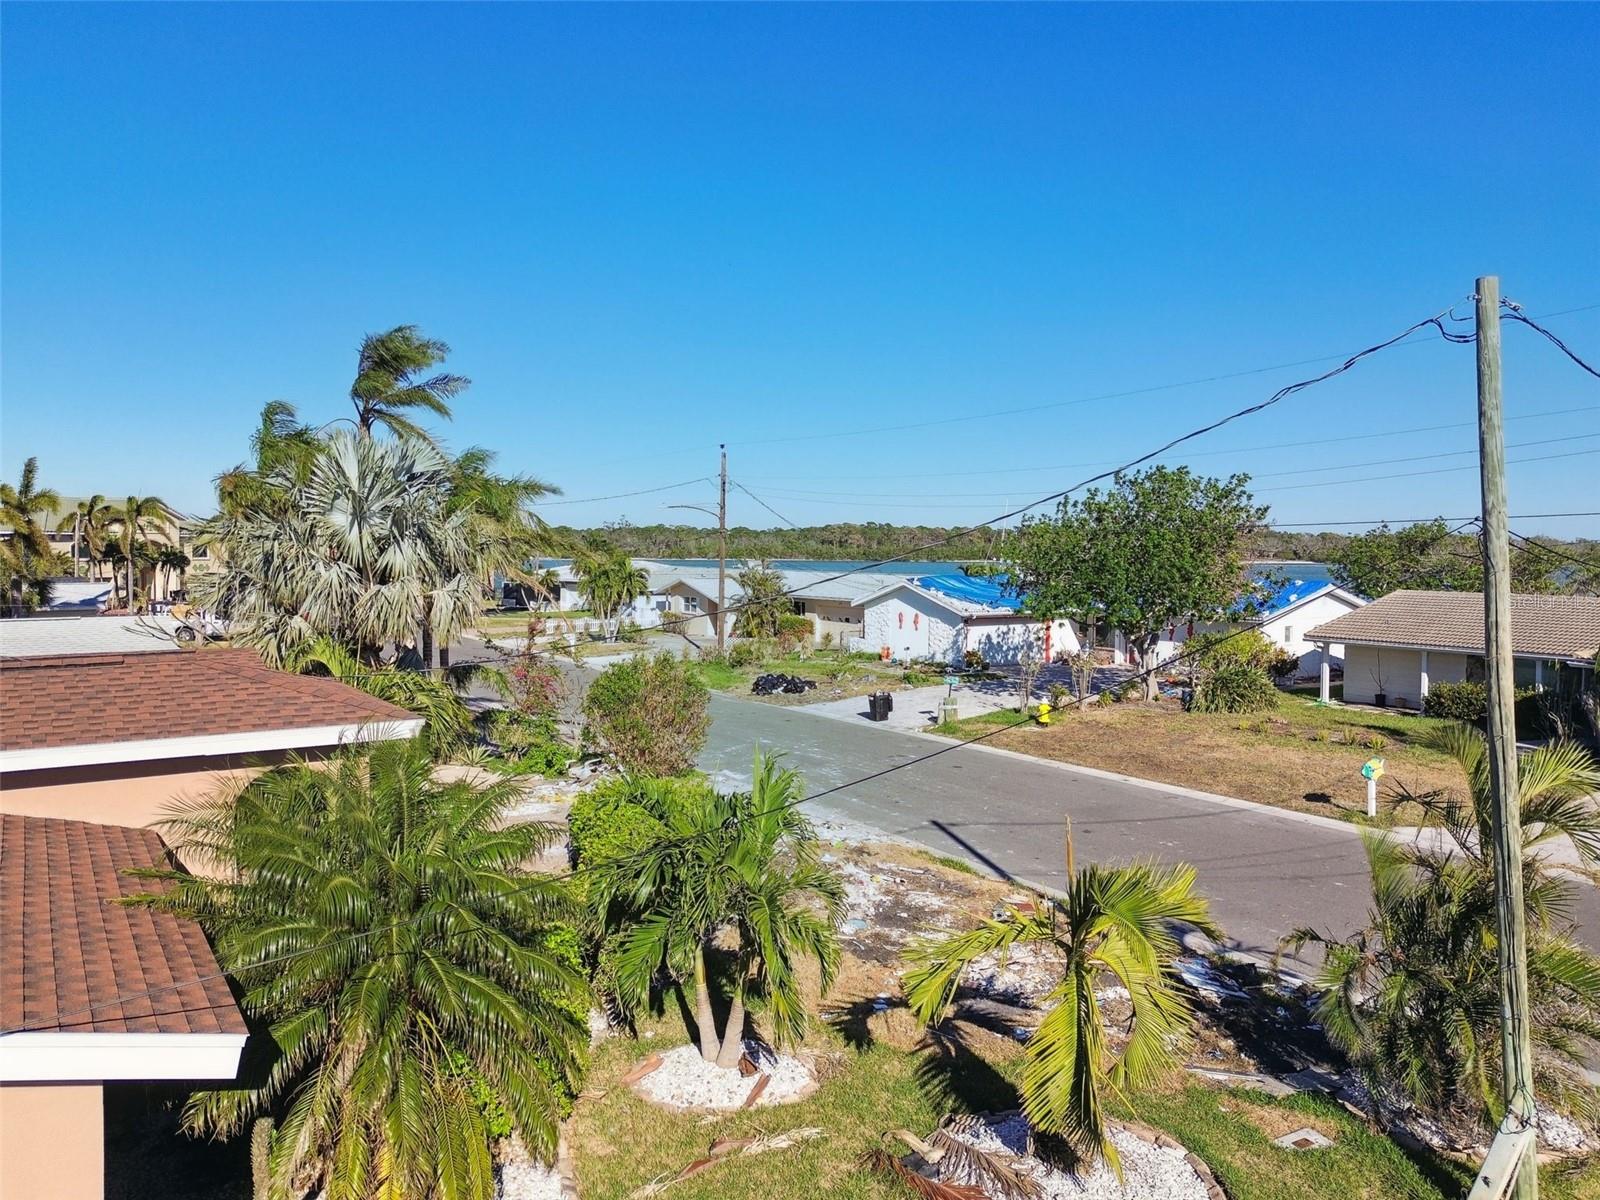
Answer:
[3,3,1597,536]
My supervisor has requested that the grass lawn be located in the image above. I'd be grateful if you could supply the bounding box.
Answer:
[567,837,1596,1200]
[685,650,920,705]
[930,691,1466,825]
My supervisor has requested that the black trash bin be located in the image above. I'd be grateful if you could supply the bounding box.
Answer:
[882,691,894,713]
[867,692,889,721]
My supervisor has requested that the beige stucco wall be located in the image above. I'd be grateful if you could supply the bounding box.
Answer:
[798,600,864,644]
[0,748,333,833]
[0,1082,104,1200]
[1341,645,1480,708]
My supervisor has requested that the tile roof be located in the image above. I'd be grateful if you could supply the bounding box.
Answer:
[0,814,246,1035]
[0,647,417,756]
[1306,590,1600,660]
[0,615,183,658]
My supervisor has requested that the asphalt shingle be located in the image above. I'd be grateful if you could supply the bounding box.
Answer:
[1306,590,1600,660]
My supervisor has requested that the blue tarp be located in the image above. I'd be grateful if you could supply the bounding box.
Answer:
[913,573,1024,612]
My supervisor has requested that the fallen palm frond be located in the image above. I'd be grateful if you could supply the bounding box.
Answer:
[627,1127,824,1198]
[927,1127,1044,1200]
[857,1147,986,1200]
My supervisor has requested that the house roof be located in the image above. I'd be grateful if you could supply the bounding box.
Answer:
[1241,581,1365,621]
[0,813,246,1036]
[0,614,182,658]
[0,647,422,767]
[859,576,1019,619]
[1306,590,1600,660]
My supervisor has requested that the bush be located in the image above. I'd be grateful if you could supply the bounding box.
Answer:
[582,653,710,776]
[963,649,988,670]
[904,669,933,686]
[775,613,813,655]
[1188,630,1280,714]
[1267,647,1301,681]
[488,710,575,778]
[1423,680,1489,722]
[728,640,763,667]
[568,774,710,868]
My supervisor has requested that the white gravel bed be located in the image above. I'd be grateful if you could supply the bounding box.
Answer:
[633,1041,815,1110]
[496,1138,562,1200]
[937,1114,1209,1200]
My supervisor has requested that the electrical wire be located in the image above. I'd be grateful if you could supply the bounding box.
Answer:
[1502,299,1600,380]
[529,477,712,506]
[730,481,802,530]
[1257,447,1600,493]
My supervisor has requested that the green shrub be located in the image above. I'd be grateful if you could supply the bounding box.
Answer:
[1191,660,1279,713]
[775,613,814,654]
[1364,733,1389,751]
[1423,680,1489,722]
[568,774,710,869]
[582,653,710,775]
[1267,647,1301,680]
[728,640,762,667]
[904,669,933,686]
[963,649,987,670]
[488,710,574,777]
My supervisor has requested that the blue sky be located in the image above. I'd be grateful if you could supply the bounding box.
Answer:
[3,3,1597,536]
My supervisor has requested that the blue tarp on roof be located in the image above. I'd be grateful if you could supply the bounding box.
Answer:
[1232,576,1334,617]
[912,573,1024,613]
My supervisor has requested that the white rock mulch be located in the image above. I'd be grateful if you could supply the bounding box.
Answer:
[632,1041,815,1111]
[495,1138,563,1200]
[936,1114,1211,1200]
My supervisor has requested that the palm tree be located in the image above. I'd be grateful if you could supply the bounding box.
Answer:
[216,401,324,518]
[109,495,172,609]
[65,494,109,578]
[590,755,845,1067]
[902,841,1219,1172]
[1286,723,1600,1128]
[131,738,590,1200]
[156,546,191,601]
[1,457,62,614]
[285,637,476,760]
[350,325,468,441]
[576,547,649,641]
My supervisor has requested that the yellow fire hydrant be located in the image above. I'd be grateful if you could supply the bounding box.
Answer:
[1035,700,1052,726]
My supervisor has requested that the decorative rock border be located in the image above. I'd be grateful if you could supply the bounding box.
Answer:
[623,1043,821,1113]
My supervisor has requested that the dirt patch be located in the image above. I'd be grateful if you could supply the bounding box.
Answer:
[971,702,1465,822]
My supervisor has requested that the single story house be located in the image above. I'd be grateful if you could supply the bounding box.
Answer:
[0,814,248,1200]
[1305,589,1600,707]
[0,647,423,832]
[860,574,1091,667]
[1152,580,1367,680]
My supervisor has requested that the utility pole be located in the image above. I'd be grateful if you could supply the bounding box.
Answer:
[1477,275,1539,1200]
[718,444,728,652]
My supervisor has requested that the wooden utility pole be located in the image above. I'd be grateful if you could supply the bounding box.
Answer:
[1477,275,1539,1200]
[717,444,728,652]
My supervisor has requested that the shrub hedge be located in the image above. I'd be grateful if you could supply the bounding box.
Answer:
[582,652,710,775]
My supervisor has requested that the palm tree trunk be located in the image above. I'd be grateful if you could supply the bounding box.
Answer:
[420,623,434,671]
[715,978,748,1069]
[693,947,720,1063]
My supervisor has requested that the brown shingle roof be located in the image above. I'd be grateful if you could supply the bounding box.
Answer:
[0,814,246,1035]
[1306,590,1600,660]
[0,647,416,755]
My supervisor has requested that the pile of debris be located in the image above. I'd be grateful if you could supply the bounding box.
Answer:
[751,673,817,696]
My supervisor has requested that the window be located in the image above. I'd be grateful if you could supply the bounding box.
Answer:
[686,596,700,612]
[1283,626,1294,644]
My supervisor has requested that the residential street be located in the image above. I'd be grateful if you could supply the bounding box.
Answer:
[696,690,1600,969]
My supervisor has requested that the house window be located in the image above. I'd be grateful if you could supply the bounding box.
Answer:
[1283,626,1294,645]
[685,596,700,612]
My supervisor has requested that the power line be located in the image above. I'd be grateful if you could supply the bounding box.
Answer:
[730,480,802,530]
[745,404,1600,483]
[1265,511,1600,528]
[1502,299,1600,380]
[530,477,711,507]
[1257,447,1600,493]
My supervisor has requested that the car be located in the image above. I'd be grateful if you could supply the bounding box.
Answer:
[172,607,230,643]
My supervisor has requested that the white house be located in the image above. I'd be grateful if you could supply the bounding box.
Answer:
[859,574,1089,667]
[1306,589,1600,708]
[1152,580,1367,680]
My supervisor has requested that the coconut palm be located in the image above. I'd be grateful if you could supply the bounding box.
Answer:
[155,546,191,600]
[67,494,112,578]
[576,547,649,641]
[591,755,845,1067]
[216,401,324,518]
[132,737,590,1200]
[350,325,468,441]
[1,456,62,614]
[903,844,1219,1172]
[1285,723,1600,1128]
[108,495,172,609]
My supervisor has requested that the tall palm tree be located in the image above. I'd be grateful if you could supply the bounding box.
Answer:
[1,457,62,614]
[903,843,1218,1172]
[590,755,845,1067]
[69,494,112,579]
[217,401,324,518]
[109,495,172,609]
[131,738,590,1200]
[155,546,191,601]
[576,547,649,641]
[350,325,468,441]
[1286,723,1600,1128]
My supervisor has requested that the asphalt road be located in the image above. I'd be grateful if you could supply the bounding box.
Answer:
[696,692,1600,968]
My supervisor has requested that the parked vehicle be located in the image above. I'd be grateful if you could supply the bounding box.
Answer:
[172,606,230,643]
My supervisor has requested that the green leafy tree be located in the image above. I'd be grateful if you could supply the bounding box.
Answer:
[582,652,709,776]
[587,756,845,1067]
[1,456,63,614]
[109,494,173,609]
[133,738,590,1200]
[1286,724,1600,1128]
[732,564,789,638]
[903,843,1218,1172]
[1328,518,1557,597]
[575,546,648,641]
[216,401,325,518]
[350,324,469,442]
[1005,466,1266,699]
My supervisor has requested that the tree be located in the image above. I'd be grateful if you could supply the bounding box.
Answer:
[575,546,648,641]
[1006,466,1266,699]
[1328,518,1557,597]
[156,546,191,600]
[732,564,789,638]
[582,653,709,776]
[68,494,112,578]
[1285,724,1600,1128]
[903,841,1218,1172]
[588,756,845,1067]
[1,457,62,614]
[216,400,324,518]
[132,738,590,1199]
[197,431,485,666]
[350,325,469,441]
[109,495,173,609]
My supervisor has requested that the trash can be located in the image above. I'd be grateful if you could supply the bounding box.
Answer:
[867,692,890,722]
[883,691,894,713]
